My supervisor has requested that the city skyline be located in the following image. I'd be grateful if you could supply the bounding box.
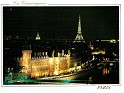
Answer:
[3,6,119,85]
[3,6,119,40]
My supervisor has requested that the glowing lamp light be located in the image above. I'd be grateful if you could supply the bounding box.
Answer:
[110,63,114,66]
[103,68,110,75]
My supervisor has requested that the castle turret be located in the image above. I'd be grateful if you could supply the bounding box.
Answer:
[21,50,32,73]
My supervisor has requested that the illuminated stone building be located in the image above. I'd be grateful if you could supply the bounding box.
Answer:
[18,50,81,78]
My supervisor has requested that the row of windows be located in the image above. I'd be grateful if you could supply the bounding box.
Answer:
[31,62,49,66]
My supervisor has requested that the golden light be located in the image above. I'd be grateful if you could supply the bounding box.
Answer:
[54,70,58,75]
[91,51,105,55]
[49,58,53,64]
[55,57,59,63]
[35,73,39,77]
[20,49,82,78]
[35,32,41,40]
[109,39,117,43]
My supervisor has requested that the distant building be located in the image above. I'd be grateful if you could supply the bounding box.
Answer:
[35,32,41,40]
[88,42,94,50]
[18,50,81,78]
[4,35,12,40]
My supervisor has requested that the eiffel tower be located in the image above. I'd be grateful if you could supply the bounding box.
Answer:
[74,15,85,43]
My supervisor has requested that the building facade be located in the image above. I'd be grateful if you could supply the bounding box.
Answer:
[18,50,81,78]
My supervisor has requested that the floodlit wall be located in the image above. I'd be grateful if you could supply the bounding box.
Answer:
[20,50,81,78]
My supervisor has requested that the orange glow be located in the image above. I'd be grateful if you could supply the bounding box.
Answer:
[103,68,109,75]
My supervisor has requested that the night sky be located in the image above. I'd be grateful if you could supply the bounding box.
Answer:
[3,6,119,40]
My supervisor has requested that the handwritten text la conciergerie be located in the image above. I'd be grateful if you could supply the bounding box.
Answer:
[12,1,46,6]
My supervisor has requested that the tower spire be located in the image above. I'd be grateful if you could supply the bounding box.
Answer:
[74,15,85,42]
[78,15,81,34]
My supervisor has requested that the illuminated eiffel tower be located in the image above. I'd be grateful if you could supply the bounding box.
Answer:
[74,15,85,43]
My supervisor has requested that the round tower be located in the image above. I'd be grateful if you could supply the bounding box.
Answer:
[21,50,32,73]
